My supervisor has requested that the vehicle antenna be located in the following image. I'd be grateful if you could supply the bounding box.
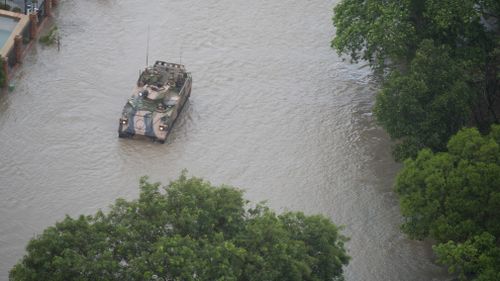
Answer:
[179,48,182,65]
[146,26,150,66]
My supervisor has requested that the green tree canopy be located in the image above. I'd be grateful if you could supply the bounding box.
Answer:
[433,233,500,281]
[332,0,499,70]
[332,0,500,159]
[332,0,417,68]
[10,174,349,281]
[374,40,473,160]
[395,125,500,280]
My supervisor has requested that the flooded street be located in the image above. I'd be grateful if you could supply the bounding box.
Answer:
[0,0,449,280]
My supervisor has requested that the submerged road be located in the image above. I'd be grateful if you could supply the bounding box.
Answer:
[0,0,449,280]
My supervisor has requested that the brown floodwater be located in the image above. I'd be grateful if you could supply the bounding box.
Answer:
[0,0,450,280]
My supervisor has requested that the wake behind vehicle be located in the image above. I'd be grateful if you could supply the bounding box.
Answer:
[118,61,192,143]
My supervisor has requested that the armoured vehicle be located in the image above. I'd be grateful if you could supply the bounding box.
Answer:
[118,61,192,143]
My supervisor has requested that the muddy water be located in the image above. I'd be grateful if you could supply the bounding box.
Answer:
[0,0,449,280]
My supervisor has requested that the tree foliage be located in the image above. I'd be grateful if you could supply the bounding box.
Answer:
[332,0,500,160]
[395,125,500,280]
[10,174,349,281]
[433,233,500,281]
[375,40,473,160]
[331,0,416,68]
[332,0,499,70]
[332,1,500,279]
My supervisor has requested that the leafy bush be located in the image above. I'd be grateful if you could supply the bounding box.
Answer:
[395,125,500,280]
[39,26,58,46]
[10,173,350,281]
[0,4,11,11]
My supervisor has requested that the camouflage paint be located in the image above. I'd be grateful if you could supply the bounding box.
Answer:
[118,61,192,143]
